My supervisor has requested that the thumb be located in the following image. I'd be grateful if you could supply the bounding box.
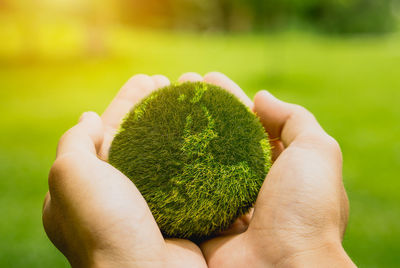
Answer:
[56,111,104,158]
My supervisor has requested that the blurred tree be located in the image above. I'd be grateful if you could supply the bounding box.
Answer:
[119,0,223,31]
[117,0,398,34]
[118,0,172,28]
[319,0,397,33]
[82,0,117,57]
[1,0,397,51]
[216,0,233,31]
[12,0,40,61]
[0,0,119,59]
[170,0,221,31]
[286,0,397,33]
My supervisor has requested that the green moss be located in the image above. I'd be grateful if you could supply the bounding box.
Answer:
[109,82,271,240]
[133,93,158,121]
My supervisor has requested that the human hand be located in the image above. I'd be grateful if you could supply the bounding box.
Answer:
[190,72,356,267]
[42,75,207,268]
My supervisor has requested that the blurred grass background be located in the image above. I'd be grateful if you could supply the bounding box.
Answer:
[1,0,400,267]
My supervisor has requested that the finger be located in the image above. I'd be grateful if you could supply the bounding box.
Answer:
[203,72,253,109]
[152,74,170,88]
[253,90,330,148]
[100,74,157,160]
[102,74,156,130]
[56,111,103,158]
[178,72,203,82]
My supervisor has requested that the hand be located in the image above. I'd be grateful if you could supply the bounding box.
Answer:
[42,75,207,268]
[191,72,356,267]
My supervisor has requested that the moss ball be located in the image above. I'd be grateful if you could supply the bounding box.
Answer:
[109,81,271,240]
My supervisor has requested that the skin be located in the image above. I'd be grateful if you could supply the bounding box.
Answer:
[42,72,356,267]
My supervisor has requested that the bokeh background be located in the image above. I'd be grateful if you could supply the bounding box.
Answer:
[1,0,400,267]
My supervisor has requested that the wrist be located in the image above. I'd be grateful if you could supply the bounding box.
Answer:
[277,242,356,268]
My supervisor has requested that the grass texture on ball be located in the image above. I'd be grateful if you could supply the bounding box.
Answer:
[109,81,271,240]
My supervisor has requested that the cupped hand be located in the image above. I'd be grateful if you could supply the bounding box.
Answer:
[42,74,207,268]
[192,72,356,267]
[43,71,356,268]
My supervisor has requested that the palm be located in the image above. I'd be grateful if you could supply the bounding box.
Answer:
[199,81,349,267]
[200,145,341,266]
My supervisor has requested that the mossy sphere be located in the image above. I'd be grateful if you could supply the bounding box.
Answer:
[109,82,271,240]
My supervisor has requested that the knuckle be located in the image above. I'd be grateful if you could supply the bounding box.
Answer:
[180,72,201,79]
[57,127,80,150]
[48,153,81,190]
[129,73,149,81]
[178,72,203,83]
[291,104,313,118]
[127,74,154,89]
[49,158,64,181]
[323,134,342,154]
[204,71,225,80]
[295,132,342,157]
[153,74,168,81]
[152,75,170,86]
[58,129,72,146]
[179,72,191,78]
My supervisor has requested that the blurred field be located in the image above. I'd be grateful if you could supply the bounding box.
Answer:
[1,28,400,267]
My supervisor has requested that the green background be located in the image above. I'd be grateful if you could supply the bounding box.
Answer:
[1,29,400,267]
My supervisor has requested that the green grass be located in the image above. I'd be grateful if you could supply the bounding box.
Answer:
[0,29,399,267]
